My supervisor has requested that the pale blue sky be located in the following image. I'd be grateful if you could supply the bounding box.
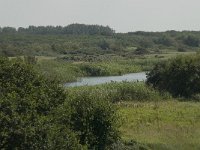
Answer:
[0,0,200,32]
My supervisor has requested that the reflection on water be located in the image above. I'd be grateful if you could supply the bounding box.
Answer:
[65,72,147,87]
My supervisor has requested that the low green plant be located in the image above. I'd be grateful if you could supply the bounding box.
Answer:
[67,82,171,103]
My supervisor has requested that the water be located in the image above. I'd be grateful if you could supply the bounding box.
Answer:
[65,72,147,87]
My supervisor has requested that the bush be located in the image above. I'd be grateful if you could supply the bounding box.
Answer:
[0,57,121,149]
[183,36,199,47]
[68,90,120,149]
[146,55,200,97]
[0,57,82,149]
[134,47,150,55]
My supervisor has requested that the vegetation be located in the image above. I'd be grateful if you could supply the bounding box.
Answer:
[34,51,192,83]
[34,55,162,83]
[0,58,120,149]
[68,91,120,149]
[66,81,200,149]
[1,24,114,35]
[147,54,200,98]
[67,82,171,103]
[0,24,200,57]
[119,101,200,150]
[1,23,200,149]
[0,57,79,149]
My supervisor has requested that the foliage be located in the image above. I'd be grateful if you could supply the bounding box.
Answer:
[80,62,141,76]
[119,101,200,150]
[0,57,82,149]
[1,24,114,35]
[0,57,121,149]
[147,55,200,97]
[36,59,86,82]
[183,35,199,47]
[35,57,159,82]
[98,40,110,50]
[154,36,175,46]
[67,82,171,103]
[110,140,150,150]
[0,25,199,57]
[134,47,150,55]
[68,91,120,149]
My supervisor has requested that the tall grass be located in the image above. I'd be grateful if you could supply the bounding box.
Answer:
[66,82,171,103]
[35,59,145,83]
[36,59,86,82]
[119,100,200,150]
[80,62,141,76]
[34,55,168,83]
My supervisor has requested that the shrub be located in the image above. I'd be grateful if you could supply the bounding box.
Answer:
[68,90,120,149]
[134,47,150,55]
[0,57,121,149]
[146,55,200,97]
[0,57,82,149]
[183,36,199,47]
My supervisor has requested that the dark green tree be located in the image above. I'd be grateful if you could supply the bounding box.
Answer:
[2,27,17,33]
[183,35,199,47]
[0,57,82,149]
[146,55,200,97]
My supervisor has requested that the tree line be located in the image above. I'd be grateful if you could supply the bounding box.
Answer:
[0,24,115,35]
[0,24,200,57]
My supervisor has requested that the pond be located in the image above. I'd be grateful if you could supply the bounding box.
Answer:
[65,72,147,87]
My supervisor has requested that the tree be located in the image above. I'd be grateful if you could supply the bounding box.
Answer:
[2,27,17,33]
[139,38,153,48]
[146,55,200,97]
[98,40,110,50]
[0,57,82,149]
[0,57,120,149]
[183,35,199,47]
[154,36,174,46]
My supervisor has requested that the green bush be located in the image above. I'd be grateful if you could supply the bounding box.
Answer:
[68,90,120,149]
[0,57,121,149]
[0,57,82,149]
[183,35,199,47]
[147,55,200,97]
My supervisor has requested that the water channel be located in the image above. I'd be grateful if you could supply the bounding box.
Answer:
[65,72,147,87]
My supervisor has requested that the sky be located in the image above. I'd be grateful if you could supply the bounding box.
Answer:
[0,0,200,32]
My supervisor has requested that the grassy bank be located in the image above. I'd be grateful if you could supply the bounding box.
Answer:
[66,81,200,149]
[35,54,167,83]
[119,101,200,150]
[36,59,146,83]
[9,51,196,83]
[66,82,171,103]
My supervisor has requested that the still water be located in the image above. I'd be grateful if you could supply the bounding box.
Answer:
[65,72,147,87]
